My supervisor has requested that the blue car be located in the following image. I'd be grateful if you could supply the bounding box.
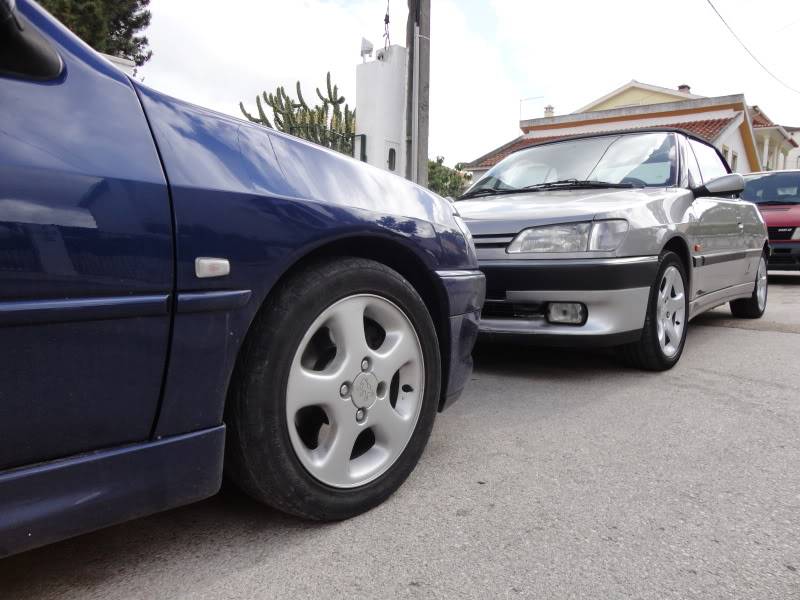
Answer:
[0,0,484,557]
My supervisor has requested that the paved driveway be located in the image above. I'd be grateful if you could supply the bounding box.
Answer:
[2,273,799,600]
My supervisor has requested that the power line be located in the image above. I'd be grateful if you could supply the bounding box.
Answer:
[705,0,800,95]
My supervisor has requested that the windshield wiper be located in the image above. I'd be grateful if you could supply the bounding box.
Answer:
[457,187,523,200]
[519,179,639,191]
[458,179,638,200]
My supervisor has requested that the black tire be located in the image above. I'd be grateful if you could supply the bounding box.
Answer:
[620,251,689,371]
[730,251,768,319]
[225,256,441,520]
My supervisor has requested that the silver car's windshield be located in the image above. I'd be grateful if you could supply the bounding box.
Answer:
[743,172,800,205]
[467,132,677,196]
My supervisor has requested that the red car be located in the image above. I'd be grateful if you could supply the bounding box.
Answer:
[743,171,800,270]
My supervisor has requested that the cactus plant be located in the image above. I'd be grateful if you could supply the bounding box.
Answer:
[240,72,356,155]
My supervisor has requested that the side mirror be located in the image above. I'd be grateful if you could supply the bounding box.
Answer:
[0,0,63,80]
[693,173,745,198]
[0,0,17,24]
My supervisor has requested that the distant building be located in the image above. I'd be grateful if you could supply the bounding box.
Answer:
[464,80,797,181]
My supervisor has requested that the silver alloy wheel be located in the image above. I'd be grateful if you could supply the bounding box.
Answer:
[756,255,767,311]
[656,265,686,358]
[286,294,424,489]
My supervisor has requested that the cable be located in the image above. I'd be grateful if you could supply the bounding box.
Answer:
[705,0,800,95]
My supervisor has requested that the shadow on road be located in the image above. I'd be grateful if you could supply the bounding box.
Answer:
[768,272,800,286]
[473,339,621,379]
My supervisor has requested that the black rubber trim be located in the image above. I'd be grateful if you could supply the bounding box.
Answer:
[478,328,642,348]
[0,294,169,326]
[176,290,252,314]
[479,259,658,294]
[693,251,746,267]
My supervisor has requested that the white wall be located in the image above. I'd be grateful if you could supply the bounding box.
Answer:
[787,132,800,170]
[716,127,752,173]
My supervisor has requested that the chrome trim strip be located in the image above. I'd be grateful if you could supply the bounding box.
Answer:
[434,269,485,279]
[478,256,659,268]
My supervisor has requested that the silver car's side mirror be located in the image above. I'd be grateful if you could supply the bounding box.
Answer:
[693,173,745,198]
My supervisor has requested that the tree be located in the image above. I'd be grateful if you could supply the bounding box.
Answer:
[240,73,356,156]
[39,0,152,65]
[427,156,471,198]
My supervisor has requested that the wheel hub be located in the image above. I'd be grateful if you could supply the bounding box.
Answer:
[351,371,378,410]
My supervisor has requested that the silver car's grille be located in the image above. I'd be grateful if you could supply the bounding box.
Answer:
[472,233,514,249]
[768,226,796,241]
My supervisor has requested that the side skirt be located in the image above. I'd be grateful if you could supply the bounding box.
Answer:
[0,425,225,558]
[689,282,754,320]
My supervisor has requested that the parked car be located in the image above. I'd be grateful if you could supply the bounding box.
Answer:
[457,129,768,370]
[742,170,800,270]
[0,0,484,557]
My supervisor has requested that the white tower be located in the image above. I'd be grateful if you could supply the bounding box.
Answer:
[355,44,408,176]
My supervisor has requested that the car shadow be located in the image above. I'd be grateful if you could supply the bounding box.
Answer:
[768,271,800,285]
[472,338,622,379]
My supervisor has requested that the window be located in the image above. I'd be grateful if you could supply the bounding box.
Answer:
[468,132,677,194]
[730,151,738,172]
[684,139,703,188]
[722,145,730,162]
[688,139,728,183]
[742,172,800,205]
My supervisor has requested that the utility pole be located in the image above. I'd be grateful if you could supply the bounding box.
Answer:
[404,0,430,186]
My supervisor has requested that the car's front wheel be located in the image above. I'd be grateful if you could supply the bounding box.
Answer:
[225,257,441,520]
[621,251,689,371]
[729,251,768,318]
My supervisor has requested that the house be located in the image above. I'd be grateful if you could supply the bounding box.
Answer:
[464,80,797,181]
[786,127,800,170]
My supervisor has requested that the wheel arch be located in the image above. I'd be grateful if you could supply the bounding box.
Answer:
[662,235,692,289]
[228,233,452,415]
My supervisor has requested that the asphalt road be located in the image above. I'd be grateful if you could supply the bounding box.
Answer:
[2,273,799,600]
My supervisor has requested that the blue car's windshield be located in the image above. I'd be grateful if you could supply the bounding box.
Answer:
[465,132,677,197]
[742,172,800,205]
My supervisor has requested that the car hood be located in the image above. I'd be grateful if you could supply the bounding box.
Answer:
[456,187,675,235]
[757,204,800,228]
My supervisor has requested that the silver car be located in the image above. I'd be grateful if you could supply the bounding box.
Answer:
[457,129,769,370]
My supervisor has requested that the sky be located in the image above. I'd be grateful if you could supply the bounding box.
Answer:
[138,0,800,168]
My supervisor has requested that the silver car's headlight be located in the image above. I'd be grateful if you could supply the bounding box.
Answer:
[588,220,629,251]
[507,220,628,253]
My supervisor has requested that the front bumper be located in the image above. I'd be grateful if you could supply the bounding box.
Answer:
[478,256,658,346]
[435,270,485,410]
[767,242,800,270]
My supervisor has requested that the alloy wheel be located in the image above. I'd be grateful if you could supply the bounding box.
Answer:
[656,265,686,358]
[756,256,767,311]
[286,294,424,489]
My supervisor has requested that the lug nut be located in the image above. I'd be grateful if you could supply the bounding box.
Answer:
[340,383,349,397]
[356,408,366,422]
[361,358,370,371]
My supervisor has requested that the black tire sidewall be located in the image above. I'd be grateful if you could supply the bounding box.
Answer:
[227,258,441,520]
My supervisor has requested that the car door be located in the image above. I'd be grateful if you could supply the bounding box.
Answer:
[685,137,747,295]
[0,3,173,470]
